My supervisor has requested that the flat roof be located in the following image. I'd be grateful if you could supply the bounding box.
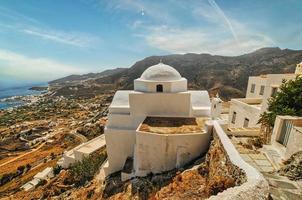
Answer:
[75,135,106,154]
[138,117,209,134]
[34,167,53,179]
[110,90,133,108]
[233,98,262,109]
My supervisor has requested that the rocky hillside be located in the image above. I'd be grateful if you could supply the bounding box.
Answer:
[50,47,302,100]
[49,68,127,86]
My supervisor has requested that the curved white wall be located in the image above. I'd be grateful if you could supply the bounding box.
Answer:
[134,130,210,177]
[134,78,187,93]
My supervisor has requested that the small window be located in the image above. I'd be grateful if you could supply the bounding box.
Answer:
[156,84,163,92]
[250,84,255,93]
[231,112,236,124]
[271,87,278,97]
[259,85,265,95]
[243,118,249,127]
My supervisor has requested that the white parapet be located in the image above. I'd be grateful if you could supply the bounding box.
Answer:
[59,134,106,168]
[209,121,269,200]
[34,167,54,180]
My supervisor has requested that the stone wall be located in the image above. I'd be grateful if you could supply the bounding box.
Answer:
[209,121,269,200]
[198,138,246,196]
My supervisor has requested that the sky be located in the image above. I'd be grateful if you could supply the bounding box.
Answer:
[0,0,301,87]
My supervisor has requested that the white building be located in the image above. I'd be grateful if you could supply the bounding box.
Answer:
[228,63,301,129]
[265,115,302,163]
[21,167,54,191]
[104,63,212,178]
[34,167,54,180]
[58,135,105,168]
[21,178,40,191]
[211,95,223,120]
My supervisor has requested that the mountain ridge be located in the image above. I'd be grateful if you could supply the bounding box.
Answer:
[50,47,302,100]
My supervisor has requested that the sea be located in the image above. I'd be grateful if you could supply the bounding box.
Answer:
[0,84,47,110]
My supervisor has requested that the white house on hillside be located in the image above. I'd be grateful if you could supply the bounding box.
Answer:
[228,62,302,129]
[104,62,212,179]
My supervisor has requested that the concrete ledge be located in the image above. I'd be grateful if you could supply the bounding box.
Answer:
[59,135,106,168]
[209,121,269,200]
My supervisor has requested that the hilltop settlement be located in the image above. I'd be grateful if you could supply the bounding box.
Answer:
[0,48,302,200]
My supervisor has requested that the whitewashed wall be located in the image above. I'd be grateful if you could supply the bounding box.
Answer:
[134,78,187,93]
[129,93,192,117]
[104,129,136,176]
[134,130,210,177]
[285,126,302,159]
[228,99,262,128]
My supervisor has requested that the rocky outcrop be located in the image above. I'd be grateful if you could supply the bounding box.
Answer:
[278,151,302,180]
[199,138,246,196]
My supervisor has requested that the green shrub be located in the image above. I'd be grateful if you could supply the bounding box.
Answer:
[70,151,107,186]
[53,165,62,175]
[259,76,302,127]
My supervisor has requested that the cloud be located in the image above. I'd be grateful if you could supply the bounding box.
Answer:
[142,26,274,56]
[22,28,99,47]
[131,0,275,56]
[0,6,100,47]
[0,6,40,25]
[207,0,238,43]
[0,49,86,82]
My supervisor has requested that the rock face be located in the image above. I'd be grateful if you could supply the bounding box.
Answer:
[198,138,247,196]
[278,151,302,180]
[50,47,302,100]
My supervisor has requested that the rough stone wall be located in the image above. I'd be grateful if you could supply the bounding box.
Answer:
[209,121,269,200]
[198,138,247,196]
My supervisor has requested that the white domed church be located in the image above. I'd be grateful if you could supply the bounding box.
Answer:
[103,62,212,179]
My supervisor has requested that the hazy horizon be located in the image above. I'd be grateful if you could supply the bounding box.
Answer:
[1,0,302,86]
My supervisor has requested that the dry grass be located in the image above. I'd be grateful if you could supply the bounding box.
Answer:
[154,170,207,199]
[0,154,23,166]
[139,117,208,134]
[0,159,58,197]
[0,143,63,176]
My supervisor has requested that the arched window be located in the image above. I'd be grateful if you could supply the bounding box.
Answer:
[156,84,163,92]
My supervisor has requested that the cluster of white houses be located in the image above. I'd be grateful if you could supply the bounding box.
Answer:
[228,62,302,129]
[228,62,302,162]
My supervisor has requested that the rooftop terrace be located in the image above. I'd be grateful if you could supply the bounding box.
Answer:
[232,98,263,110]
[138,117,209,134]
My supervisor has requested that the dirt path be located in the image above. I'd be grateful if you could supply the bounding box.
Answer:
[0,142,45,168]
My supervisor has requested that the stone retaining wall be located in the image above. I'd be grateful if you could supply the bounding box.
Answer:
[209,121,269,200]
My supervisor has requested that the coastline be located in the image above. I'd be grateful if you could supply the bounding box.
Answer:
[0,85,48,110]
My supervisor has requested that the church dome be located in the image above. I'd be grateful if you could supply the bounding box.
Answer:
[140,63,182,81]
